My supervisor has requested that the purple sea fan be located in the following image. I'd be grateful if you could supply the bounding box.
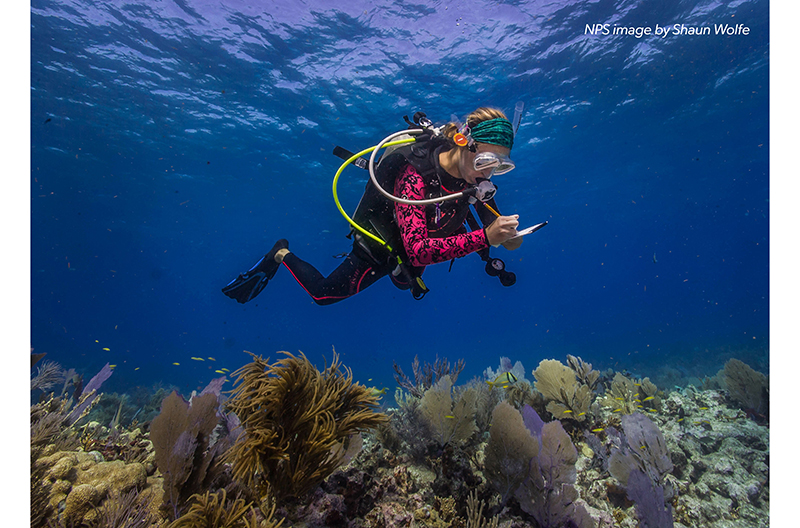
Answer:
[626,469,674,528]
[515,420,594,528]
[622,412,672,483]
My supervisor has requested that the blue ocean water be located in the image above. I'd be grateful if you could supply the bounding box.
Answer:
[31,0,769,398]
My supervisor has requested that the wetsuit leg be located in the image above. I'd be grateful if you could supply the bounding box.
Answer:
[281,250,389,306]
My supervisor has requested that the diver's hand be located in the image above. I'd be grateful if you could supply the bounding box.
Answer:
[485,215,519,246]
[502,236,523,251]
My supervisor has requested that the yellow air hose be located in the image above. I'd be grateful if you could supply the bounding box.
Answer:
[331,137,416,252]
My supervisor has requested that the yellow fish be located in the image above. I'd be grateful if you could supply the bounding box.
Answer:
[367,387,387,398]
[109,365,116,368]
[191,357,205,361]
[612,408,623,413]
[643,396,655,401]
[102,348,110,351]
[486,372,518,388]
[134,367,140,371]
[591,428,604,433]
[699,406,709,410]
[221,368,230,372]
[577,412,586,416]
[173,362,180,366]
[562,410,573,414]
[646,409,657,413]
[445,415,456,419]
[215,370,225,374]
[208,357,216,361]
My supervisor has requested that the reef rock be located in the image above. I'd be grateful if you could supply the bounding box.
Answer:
[645,389,768,527]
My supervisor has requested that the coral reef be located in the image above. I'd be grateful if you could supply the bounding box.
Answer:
[721,358,769,420]
[151,391,228,520]
[223,350,388,501]
[483,356,528,385]
[419,375,478,447]
[465,490,498,528]
[515,410,596,528]
[532,358,594,422]
[607,413,674,526]
[28,350,769,528]
[394,354,466,398]
[598,372,662,416]
[484,401,538,503]
[33,448,156,527]
[579,386,769,528]
[167,489,284,528]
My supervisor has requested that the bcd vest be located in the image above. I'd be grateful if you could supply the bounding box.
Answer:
[350,137,474,263]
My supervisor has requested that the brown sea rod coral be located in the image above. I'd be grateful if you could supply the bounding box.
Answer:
[223,351,388,501]
[167,489,284,528]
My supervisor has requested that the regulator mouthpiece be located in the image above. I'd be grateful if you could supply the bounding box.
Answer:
[474,179,497,202]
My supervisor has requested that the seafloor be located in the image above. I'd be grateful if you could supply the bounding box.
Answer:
[30,352,768,528]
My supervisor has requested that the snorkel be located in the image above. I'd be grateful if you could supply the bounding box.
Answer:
[511,101,524,138]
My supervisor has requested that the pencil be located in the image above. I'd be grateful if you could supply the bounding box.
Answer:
[482,202,501,217]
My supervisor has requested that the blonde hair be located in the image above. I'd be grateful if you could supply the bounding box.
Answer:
[441,107,509,140]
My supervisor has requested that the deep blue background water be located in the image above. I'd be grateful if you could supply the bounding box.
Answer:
[30,0,769,397]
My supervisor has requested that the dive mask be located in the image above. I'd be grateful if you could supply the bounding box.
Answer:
[473,151,515,177]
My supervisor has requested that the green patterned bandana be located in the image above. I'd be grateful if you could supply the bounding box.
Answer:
[469,118,514,150]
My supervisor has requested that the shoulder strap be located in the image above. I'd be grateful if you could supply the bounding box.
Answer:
[399,136,449,187]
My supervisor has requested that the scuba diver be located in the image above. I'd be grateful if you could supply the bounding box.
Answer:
[222,106,542,305]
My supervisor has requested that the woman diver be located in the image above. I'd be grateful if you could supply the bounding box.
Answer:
[222,107,528,305]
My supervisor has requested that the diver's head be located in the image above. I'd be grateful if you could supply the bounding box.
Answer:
[442,107,516,184]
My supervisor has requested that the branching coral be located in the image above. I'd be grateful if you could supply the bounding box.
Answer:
[31,359,65,392]
[167,489,284,528]
[91,488,158,528]
[223,351,388,501]
[465,490,499,528]
[393,354,465,398]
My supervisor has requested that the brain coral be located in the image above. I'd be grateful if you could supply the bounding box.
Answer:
[36,450,149,526]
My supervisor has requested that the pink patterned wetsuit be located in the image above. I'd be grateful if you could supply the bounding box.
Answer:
[280,163,494,305]
[393,164,489,267]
